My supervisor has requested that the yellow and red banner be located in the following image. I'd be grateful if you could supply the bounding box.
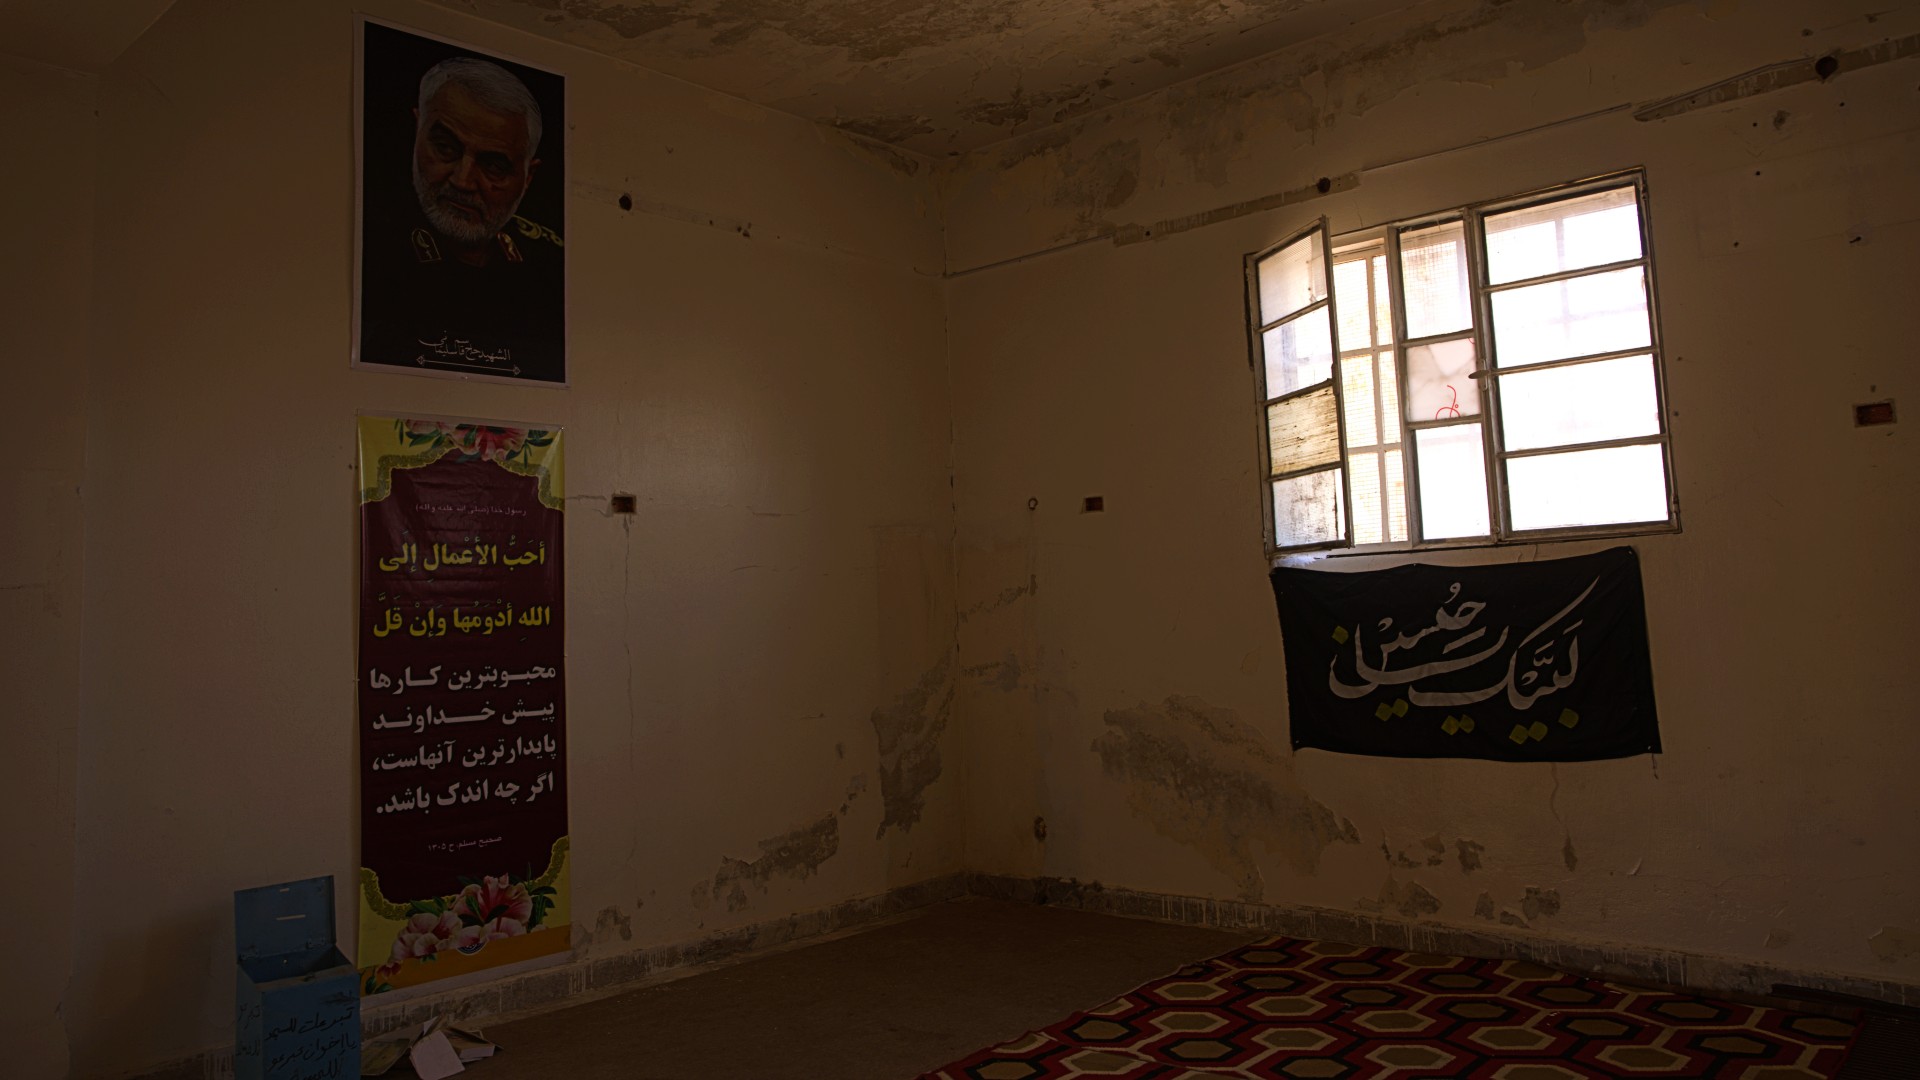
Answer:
[355,416,570,994]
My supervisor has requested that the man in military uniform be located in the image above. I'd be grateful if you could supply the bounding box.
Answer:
[359,54,565,384]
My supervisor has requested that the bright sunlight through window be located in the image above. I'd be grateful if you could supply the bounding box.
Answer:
[1248,173,1676,553]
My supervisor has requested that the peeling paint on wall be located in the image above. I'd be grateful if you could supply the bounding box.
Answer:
[593,905,634,943]
[958,574,1037,621]
[1632,31,1920,120]
[1522,887,1563,921]
[872,657,954,837]
[963,650,1026,693]
[1457,839,1485,874]
[839,773,867,815]
[1090,695,1359,902]
[1474,892,1496,920]
[1361,877,1443,919]
[692,812,842,913]
[948,0,1709,258]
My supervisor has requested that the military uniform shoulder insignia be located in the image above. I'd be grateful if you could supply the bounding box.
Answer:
[495,229,524,263]
[511,215,564,249]
[411,228,441,263]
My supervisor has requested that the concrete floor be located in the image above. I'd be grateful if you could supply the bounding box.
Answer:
[476,898,1256,1079]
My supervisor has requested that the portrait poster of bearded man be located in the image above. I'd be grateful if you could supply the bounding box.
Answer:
[355,19,566,385]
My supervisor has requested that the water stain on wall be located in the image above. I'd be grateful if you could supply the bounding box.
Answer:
[1091,695,1359,902]
[963,0,1705,226]
[692,812,842,913]
[593,905,634,943]
[872,657,954,838]
[1868,926,1920,963]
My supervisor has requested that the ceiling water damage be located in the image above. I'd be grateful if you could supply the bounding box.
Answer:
[437,0,1408,153]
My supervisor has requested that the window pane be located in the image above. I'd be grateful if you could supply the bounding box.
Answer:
[1274,468,1344,547]
[1334,257,1373,350]
[1379,352,1402,445]
[1385,449,1408,542]
[1257,230,1327,324]
[1506,443,1669,531]
[1267,386,1341,475]
[1415,424,1490,539]
[1406,338,1480,420]
[1262,308,1334,397]
[1340,354,1377,447]
[1484,186,1642,285]
[1490,266,1651,368]
[1349,451,1383,546]
[1498,354,1662,451]
[1372,256,1394,346]
[1399,221,1472,338]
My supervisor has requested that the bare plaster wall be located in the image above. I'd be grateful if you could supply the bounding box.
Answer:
[60,0,956,1074]
[0,50,95,1080]
[946,0,1919,994]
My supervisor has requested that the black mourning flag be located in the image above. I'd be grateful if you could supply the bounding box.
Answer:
[1271,547,1659,761]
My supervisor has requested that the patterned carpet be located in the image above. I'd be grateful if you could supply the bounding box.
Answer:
[918,937,1855,1079]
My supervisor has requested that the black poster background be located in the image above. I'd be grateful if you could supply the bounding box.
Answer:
[359,454,566,900]
[1270,547,1659,761]
[356,20,567,384]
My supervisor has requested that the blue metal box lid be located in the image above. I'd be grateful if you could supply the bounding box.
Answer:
[234,875,337,961]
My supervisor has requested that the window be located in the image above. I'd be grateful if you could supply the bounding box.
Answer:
[1247,172,1677,554]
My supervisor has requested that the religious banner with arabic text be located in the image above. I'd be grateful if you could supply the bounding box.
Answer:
[1270,547,1659,761]
[356,416,569,994]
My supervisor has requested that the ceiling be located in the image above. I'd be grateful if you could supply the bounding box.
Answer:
[0,0,177,71]
[438,0,1408,154]
[1,0,1407,155]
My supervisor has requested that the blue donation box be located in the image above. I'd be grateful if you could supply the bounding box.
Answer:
[234,875,361,1079]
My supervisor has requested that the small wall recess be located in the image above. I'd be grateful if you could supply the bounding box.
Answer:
[1082,496,1105,513]
[1854,400,1896,427]
[611,493,637,514]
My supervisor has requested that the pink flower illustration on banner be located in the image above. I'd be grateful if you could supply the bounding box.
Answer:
[404,419,458,440]
[366,872,560,993]
[393,417,555,467]
[391,910,462,962]
[459,874,534,926]
[465,427,528,463]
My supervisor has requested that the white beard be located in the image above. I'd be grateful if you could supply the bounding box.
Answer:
[412,159,519,245]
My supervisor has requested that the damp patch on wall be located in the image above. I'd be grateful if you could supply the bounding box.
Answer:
[1091,695,1360,902]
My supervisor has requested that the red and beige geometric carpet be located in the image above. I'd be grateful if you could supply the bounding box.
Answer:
[917,936,1856,1079]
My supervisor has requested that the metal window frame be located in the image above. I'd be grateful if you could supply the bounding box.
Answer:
[1329,232,1408,548]
[1247,219,1353,556]
[1249,168,1682,564]
[1470,170,1682,543]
